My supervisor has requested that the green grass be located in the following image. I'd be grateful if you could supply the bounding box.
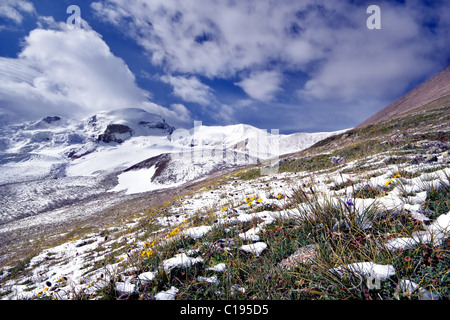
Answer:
[353,184,394,199]
[89,172,449,300]
[422,175,450,220]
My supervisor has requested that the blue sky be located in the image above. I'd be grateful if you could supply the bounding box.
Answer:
[0,0,449,133]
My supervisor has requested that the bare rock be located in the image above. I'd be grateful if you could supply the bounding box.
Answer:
[278,244,318,269]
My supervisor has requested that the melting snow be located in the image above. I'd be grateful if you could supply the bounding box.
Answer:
[155,286,178,300]
[240,242,267,257]
[386,211,450,250]
[183,226,213,239]
[207,263,227,272]
[162,253,204,272]
[330,262,396,282]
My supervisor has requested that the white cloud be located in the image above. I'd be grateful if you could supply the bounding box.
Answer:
[160,75,215,106]
[0,22,191,126]
[235,71,283,101]
[91,0,450,107]
[0,0,35,24]
[297,2,444,102]
[91,0,315,77]
[139,101,192,128]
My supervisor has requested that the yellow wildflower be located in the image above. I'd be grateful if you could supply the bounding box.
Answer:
[276,193,283,199]
[385,180,393,186]
[394,173,401,179]
[257,198,263,203]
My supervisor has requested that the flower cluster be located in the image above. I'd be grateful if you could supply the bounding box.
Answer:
[385,172,401,186]
[166,226,181,239]
[245,195,264,206]
[141,240,156,258]
[36,283,57,299]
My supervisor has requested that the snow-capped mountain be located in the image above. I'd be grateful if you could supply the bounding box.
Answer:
[0,108,345,224]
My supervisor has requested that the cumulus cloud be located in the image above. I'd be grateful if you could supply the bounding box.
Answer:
[0,0,35,24]
[91,0,450,107]
[141,101,192,128]
[91,0,310,78]
[160,75,215,106]
[235,71,283,101]
[297,2,447,102]
[0,20,192,126]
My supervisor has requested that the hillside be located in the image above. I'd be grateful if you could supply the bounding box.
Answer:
[0,100,449,301]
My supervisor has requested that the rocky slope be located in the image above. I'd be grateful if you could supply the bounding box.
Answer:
[358,65,450,127]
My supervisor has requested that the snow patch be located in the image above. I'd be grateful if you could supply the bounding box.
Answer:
[162,253,204,272]
[155,286,178,300]
[207,263,227,272]
[240,242,267,257]
[110,166,157,195]
[330,262,396,282]
[183,226,213,239]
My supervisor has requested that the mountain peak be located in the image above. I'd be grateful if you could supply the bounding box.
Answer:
[87,108,175,143]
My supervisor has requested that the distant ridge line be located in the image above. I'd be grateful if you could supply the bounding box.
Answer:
[358,65,450,128]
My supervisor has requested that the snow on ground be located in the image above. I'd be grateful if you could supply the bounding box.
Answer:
[65,136,178,177]
[239,242,268,257]
[385,211,450,250]
[0,109,345,228]
[1,138,449,300]
[330,262,396,282]
[110,166,158,194]
[162,253,204,272]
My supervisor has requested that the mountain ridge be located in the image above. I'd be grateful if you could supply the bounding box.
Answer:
[358,65,450,128]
